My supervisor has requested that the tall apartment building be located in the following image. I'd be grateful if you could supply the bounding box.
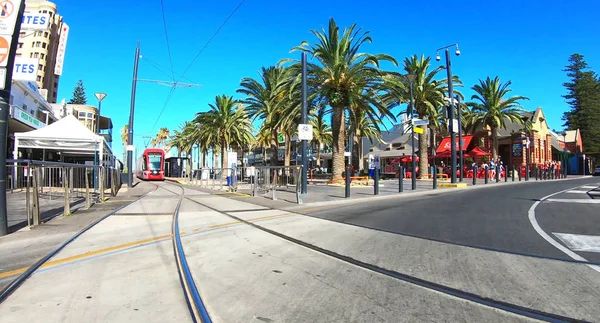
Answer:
[15,0,68,103]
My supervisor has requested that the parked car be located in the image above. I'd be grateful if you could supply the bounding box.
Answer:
[594,165,600,176]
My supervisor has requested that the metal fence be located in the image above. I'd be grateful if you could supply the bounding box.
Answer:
[190,166,303,204]
[5,160,122,229]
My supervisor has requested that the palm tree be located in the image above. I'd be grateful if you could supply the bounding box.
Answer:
[194,95,253,177]
[289,18,397,178]
[309,106,332,167]
[237,66,290,166]
[152,127,170,149]
[349,109,384,171]
[384,55,462,177]
[467,76,529,160]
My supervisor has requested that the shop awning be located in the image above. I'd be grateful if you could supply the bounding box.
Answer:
[436,136,473,153]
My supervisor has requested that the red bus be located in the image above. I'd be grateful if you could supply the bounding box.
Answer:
[136,148,165,181]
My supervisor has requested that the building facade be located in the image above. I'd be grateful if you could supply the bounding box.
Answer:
[16,0,68,103]
[5,80,57,159]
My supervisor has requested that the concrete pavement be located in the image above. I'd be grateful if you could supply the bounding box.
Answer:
[2,179,598,322]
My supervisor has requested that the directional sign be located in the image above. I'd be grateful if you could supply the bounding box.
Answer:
[21,12,50,31]
[0,35,10,67]
[0,67,5,90]
[298,123,313,141]
[12,57,38,81]
[412,119,429,126]
[0,0,18,35]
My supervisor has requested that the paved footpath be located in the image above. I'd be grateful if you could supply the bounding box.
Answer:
[0,177,596,322]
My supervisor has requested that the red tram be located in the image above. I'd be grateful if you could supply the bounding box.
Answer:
[136,148,165,181]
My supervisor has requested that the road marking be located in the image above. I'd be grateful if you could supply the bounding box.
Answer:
[546,199,600,204]
[580,186,599,189]
[528,184,600,273]
[0,212,293,280]
[553,233,600,253]
[565,190,591,194]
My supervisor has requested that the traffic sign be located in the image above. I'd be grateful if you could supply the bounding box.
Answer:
[414,126,424,134]
[412,119,429,126]
[0,35,10,67]
[126,145,135,152]
[21,12,49,31]
[12,57,38,81]
[298,123,313,141]
[0,0,18,35]
[0,67,5,90]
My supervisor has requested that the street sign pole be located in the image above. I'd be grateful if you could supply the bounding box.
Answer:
[127,42,140,188]
[300,52,308,194]
[0,0,26,236]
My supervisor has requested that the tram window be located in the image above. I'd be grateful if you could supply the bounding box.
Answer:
[142,156,147,170]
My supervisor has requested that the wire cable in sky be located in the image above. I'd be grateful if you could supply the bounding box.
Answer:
[151,86,177,132]
[159,0,176,81]
[176,0,246,83]
[141,56,198,84]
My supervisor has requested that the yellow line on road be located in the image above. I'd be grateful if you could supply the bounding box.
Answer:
[0,212,293,280]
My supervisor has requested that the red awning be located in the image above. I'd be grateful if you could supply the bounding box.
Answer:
[436,136,474,153]
[464,146,491,157]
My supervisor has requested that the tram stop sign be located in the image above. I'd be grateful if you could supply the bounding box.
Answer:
[298,123,313,141]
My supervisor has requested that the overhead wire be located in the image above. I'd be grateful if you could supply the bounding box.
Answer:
[142,56,198,84]
[159,0,176,81]
[148,0,247,133]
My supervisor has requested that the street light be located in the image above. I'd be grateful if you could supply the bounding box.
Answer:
[436,43,460,183]
[94,92,107,135]
[93,92,106,191]
[406,74,417,191]
[562,131,568,177]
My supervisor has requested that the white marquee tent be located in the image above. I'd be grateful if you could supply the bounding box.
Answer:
[13,115,115,167]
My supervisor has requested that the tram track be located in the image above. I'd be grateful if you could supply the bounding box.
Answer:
[163,181,590,323]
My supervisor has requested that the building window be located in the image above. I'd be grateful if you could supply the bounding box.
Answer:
[44,32,48,38]
[35,41,41,47]
[31,41,35,47]
[42,42,46,49]
[40,53,45,59]
[54,81,57,88]
[30,53,33,58]
[87,113,93,118]
[20,32,25,37]
[10,95,13,104]
[33,52,39,58]
[36,75,41,81]
[22,104,27,110]
[42,10,47,13]
[18,43,23,48]
[15,53,21,57]
[78,111,86,117]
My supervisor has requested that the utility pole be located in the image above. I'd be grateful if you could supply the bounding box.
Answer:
[0,0,26,236]
[126,43,201,188]
[127,42,140,188]
[301,52,308,194]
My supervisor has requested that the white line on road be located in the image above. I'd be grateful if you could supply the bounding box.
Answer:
[553,233,600,253]
[580,186,599,189]
[527,184,600,274]
[565,190,592,194]
[546,199,600,204]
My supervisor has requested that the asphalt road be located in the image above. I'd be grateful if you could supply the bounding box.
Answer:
[303,177,600,263]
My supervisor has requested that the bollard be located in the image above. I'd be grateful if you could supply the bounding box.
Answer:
[85,169,91,209]
[63,167,71,216]
[512,166,515,182]
[32,168,40,226]
[484,167,489,184]
[398,166,403,193]
[518,167,522,181]
[495,167,500,183]
[345,166,351,198]
[374,167,379,195]
[433,166,437,189]
[99,168,105,202]
[472,165,477,186]
[525,165,529,181]
[504,167,508,182]
[535,167,539,181]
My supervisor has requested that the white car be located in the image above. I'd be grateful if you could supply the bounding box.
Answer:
[594,166,600,176]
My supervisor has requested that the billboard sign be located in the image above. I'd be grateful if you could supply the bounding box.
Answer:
[54,22,68,75]
[12,57,38,81]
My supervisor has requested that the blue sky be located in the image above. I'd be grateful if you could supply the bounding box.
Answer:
[52,0,600,159]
